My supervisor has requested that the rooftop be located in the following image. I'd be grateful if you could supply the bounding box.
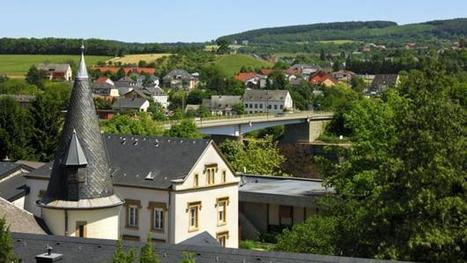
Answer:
[0,198,48,235]
[12,232,406,263]
[243,89,289,102]
[239,174,332,207]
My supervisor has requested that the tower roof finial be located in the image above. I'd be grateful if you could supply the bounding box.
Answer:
[77,41,88,79]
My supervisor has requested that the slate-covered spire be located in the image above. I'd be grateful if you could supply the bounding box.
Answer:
[41,45,120,205]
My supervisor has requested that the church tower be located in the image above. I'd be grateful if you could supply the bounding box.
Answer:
[38,45,123,240]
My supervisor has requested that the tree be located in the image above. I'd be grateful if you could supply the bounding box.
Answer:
[165,119,203,139]
[232,103,245,115]
[276,63,466,262]
[25,65,47,88]
[147,102,167,121]
[0,96,33,160]
[268,71,287,90]
[101,113,164,136]
[0,217,17,263]
[113,240,136,263]
[139,235,160,263]
[216,39,230,54]
[181,252,196,263]
[350,76,365,93]
[219,135,285,175]
[29,94,63,161]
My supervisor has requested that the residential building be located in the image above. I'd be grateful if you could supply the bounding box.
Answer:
[0,198,47,235]
[112,97,150,112]
[202,95,242,115]
[239,175,331,239]
[309,71,337,87]
[37,63,72,81]
[331,70,356,82]
[92,77,119,100]
[0,94,36,108]
[234,72,267,88]
[124,87,169,108]
[368,74,399,96]
[185,104,200,113]
[93,66,156,75]
[243,89,293,114]
[115,76,138,88]
[163,69,199,90]
[289,64,320,78]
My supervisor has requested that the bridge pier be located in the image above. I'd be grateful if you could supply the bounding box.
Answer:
[281,120,330,144]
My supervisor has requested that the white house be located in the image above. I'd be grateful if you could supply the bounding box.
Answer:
[37,63,73,81]
[243,89,293,114]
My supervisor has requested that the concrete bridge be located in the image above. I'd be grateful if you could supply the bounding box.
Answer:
[193,111,334,143]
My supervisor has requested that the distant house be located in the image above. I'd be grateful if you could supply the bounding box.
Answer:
[0,94,36,108]
[163,69,198,90]
[289,64,320,78]
[185,104,200,113]
[331,70,356,82]
[92,77,119,100]
[123,87,169,108]
[368,74,399,96]
[243,89,293,114]
[95,76,114,85]
[112,97,149,112]
[308,71,337,87]
[37,63,72,81]
[115,76,138,88]
[93,66,155,75]
[234,72,267,88]
[203,95,242,115]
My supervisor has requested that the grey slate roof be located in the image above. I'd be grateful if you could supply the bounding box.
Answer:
[239,175,332,207]
[179,231,221,247]
[41,49,117,204]
[368,74,399,94]
[12,232,408,263]
[210,95,242,110]
[163,69,194,81]
[0,173,27,201]
[0,198,48,235]
[0,162,21,178]
[112,97,148,110]
[243,89,289,102]
[37,63,70,73]
[62,130,88,166]
[31,135,213,190]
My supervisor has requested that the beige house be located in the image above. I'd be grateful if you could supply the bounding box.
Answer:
[37,63,72,81]
[243,89,293,114]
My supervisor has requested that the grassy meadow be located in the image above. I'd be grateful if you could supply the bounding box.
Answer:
[0,54,111,78]
[209,54,272,76]
[106,53,171,64]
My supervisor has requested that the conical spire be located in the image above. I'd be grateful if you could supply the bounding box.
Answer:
[40,45,121,206]
[76,43,88,79]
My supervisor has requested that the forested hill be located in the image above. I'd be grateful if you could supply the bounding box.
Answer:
[217,18,467,44]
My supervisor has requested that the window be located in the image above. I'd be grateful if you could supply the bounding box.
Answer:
[249,103,253,108]
[280,104,283,109]
[268,105,272,109]
[125,199,141,228]
[217,197,229,226]
[244,103,248,108]
[216,231,229,247]
[193,174,199,187]
[274,105,278,110]
[205,163,217,185]
[259,104,263,109]
[221,170,226,183]
[153,208,164,230]
[128,206,138,227]
[187,202,201,231]
[254,103,258,109]
[76,221,87,237]
[279,205,293,225]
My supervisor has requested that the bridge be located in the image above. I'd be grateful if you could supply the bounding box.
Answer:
[192,111,334,143]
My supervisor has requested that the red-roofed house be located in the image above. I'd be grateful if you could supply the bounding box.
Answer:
[308,71,337,87]
[234,72,267,88]
[93,66,156,75]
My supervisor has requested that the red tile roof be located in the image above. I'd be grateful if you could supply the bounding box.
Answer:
[95,76,110,84]
[235,72,258,82]
[93,67,155,75]
[308,71,337,85]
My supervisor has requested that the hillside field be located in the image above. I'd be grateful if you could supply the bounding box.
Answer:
[107,53,171,64]
[0,54,111,78]
[209,54,272,76]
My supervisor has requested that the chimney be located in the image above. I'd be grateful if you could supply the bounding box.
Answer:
[35,245,63,263]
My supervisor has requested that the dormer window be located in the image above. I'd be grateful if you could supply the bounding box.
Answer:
[205,163,218,185]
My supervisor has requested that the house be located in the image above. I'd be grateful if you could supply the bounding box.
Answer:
[95,76,114,86]
[185,104,200,113]
[124,87,169,108]
[239,174,331,240]
[18,48,240,248]
[163,69,199,90]
[11,232,401,263]
[92,77,119,100]
[0,198,48,235]
[0,94,36,107]
[203,95,242,115]
[368,74,399,96]
[289,64,320,78]
[115,76,138,88]
[243,89,293,114]
[308,71,337,87]
[331,70,356,82]
[93,66,155,75]
[112,97,149,112]
[37,63,72,81]
[234,72,267,88]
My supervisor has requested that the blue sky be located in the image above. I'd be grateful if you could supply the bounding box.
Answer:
[1,0,466,43]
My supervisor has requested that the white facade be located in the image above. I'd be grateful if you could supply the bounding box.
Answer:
[244,92,293,114]
[24,143,240,248]
[152,95,169,109]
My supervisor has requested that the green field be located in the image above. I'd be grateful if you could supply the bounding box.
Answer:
[209,54,272,76]
[317,40,356,45]
[0,54,111,78]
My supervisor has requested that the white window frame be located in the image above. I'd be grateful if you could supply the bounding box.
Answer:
[128,206,138,227]
[153,208,164,230]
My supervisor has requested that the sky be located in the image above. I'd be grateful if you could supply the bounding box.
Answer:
[1,0,466,43]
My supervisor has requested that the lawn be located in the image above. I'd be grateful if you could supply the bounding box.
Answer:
[209,54,272,76]
[0,54,111,78]
[107,53,171,64]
